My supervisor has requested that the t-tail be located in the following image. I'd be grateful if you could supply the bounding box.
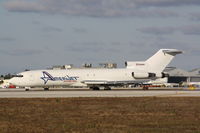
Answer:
[126,49,183,73]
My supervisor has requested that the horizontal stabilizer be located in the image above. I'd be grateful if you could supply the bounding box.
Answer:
[163,49,183,55]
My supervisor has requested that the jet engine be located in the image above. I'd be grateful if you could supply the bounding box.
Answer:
[132,72,156,79]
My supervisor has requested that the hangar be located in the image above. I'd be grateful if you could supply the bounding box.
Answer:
[164,67,200,86]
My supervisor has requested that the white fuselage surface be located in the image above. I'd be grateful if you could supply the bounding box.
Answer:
[10,68,148,87]
[9,49,183,89]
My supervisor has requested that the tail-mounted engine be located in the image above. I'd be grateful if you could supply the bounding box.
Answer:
[132,72,156,79]
[132,72,169,79]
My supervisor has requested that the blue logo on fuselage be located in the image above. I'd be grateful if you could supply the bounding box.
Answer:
[41,71,79,84]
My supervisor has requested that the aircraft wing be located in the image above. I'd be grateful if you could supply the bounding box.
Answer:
[81,80,150,86]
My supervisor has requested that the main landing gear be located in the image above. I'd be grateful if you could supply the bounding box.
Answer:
[90,86,100,90]
[142,86,149,90]
[90,86,111,90]
[44,88,49,91]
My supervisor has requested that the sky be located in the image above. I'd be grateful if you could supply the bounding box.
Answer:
[1,0,200,74]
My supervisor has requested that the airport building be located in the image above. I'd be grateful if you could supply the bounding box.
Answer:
[99,63,117,68]
[164,67,200,86]
[50,63,117,70]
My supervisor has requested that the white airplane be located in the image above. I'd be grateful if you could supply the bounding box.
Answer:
[9,49,182,90]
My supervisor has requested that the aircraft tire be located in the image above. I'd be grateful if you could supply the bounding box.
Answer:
[143,86,149,90]
[91,87,100,90]
[44,88,49,91]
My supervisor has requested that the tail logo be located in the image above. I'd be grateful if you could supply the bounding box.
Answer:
[41,71,79,84]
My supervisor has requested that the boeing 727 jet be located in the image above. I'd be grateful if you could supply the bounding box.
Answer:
[9,49,182,90]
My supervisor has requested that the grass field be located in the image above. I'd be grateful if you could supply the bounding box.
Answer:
[0,97,200,133]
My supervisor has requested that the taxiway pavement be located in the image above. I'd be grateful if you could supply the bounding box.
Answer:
[0,88,200,98]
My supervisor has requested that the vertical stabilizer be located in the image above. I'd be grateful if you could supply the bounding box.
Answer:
[145,49,182,72]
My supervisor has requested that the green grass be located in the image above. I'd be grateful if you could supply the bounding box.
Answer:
[0,97,200,133]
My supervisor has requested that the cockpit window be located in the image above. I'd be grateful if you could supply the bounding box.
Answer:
[12,75,23,78]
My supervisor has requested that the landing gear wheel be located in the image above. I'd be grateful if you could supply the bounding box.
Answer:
[90,87,100,90]
[44,88,49,91]
[25,89,29,91]
[143,86,149,90]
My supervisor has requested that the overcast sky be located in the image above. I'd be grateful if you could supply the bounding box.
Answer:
[1,0,200,74]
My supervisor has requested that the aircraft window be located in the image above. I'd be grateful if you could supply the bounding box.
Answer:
[12,75,23,78]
